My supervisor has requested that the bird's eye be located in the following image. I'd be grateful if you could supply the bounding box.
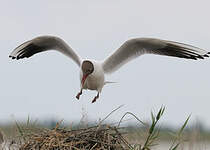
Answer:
[86,69,91,73]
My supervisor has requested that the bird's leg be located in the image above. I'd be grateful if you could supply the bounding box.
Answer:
[76,89,83,100]
[92,92,99,103]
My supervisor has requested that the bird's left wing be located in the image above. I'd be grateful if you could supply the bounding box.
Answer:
[102,38,209,74]
[9,36,82,66]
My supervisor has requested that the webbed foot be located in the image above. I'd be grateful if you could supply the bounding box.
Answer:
[76,90,82,100]
[92,92,99,103]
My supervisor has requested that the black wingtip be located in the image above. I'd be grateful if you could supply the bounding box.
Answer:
[208,52,210,54]
[9,55,16,59]
[197,55,204,59]
[190,56,197,60]
[204,54,209,57]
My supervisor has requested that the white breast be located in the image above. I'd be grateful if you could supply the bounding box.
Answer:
[80,60,105,92]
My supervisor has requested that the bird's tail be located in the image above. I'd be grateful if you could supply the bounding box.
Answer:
[104,81,117,85]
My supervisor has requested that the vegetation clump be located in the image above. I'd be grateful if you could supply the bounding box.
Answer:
[8,106,189,150]
[19,123,130,150]
[0,130,4,144]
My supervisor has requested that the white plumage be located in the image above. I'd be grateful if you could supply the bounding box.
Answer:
[10,36,209,103]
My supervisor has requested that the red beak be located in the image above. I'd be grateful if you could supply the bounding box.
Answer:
[82,74,88,86]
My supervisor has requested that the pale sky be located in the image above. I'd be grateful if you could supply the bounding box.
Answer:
[1,0,210,128]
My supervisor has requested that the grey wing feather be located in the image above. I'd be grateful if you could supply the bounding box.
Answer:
[102,38,209,74]
[9,36,82,67]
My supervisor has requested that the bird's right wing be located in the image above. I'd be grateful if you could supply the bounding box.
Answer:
[102,38,209,74]
[9,36,82,67]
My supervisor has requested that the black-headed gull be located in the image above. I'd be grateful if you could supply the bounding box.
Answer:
[9,36,209,103]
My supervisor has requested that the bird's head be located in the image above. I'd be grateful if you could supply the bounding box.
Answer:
[81,60,94,86]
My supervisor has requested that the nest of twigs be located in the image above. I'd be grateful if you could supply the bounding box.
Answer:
[19,123,131,150]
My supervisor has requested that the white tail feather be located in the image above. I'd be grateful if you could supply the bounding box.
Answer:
[104,81,117,85]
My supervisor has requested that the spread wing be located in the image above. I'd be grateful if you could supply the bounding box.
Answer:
[102,38,209,74]
[9,36,82,66]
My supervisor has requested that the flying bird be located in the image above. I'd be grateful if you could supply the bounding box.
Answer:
[9,36,209,103]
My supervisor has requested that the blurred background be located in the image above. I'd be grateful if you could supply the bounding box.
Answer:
[0,1,210,149]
